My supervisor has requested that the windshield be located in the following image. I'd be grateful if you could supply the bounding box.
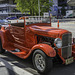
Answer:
[26,17,50,25]
[19,16,50,25]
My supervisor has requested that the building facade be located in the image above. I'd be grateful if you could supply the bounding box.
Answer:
[58,0,75,16]
[50,0,58,16]
[0,0,26,19]
[0,0,58,18]
[67,0,75,6]
[49,0,75,16]
[0,0,74,18]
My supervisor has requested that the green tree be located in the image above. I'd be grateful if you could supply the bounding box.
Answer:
[15,0,53,16]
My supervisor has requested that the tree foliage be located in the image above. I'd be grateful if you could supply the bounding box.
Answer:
[15,0,53,16]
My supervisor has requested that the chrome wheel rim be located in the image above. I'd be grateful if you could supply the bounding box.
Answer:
[35,54,45,71]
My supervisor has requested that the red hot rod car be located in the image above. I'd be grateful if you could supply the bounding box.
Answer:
[0,16,75,74]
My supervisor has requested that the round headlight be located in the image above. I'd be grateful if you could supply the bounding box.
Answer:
[54,38,62,48]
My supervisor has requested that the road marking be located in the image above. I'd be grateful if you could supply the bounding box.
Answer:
[0,61,6,66]
[0,58,33,75]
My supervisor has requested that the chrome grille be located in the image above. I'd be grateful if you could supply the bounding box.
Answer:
[62,33,72,58]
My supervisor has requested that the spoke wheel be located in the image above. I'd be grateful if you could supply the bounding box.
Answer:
[35,54,45,72]
[32,50,53,74]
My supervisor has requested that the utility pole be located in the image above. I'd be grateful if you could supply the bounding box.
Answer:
[38,0,40,16]
[49,0,50,17]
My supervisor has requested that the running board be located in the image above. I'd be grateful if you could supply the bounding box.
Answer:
[10,49,21,53]
[9,50,27,59]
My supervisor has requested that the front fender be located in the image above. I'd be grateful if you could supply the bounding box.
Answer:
[31,44,56,57]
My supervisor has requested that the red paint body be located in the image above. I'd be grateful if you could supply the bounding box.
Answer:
[0,17,75,64]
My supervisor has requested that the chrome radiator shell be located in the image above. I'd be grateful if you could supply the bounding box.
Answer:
[62,33,72,59]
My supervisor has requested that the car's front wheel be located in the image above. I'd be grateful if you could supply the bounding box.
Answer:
[32,50,53,74]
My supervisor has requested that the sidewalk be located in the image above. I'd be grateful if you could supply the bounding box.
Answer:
[0,64,18,75]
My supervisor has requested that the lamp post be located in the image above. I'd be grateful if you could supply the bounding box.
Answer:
[38,0,40,16]
[49,0,51,26]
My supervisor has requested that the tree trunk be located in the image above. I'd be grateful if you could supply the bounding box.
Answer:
[30,9,33,16]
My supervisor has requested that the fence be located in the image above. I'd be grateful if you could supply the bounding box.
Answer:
[9,16,75,24]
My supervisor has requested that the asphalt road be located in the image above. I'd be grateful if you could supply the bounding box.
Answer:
[0,52,75,75]
[0,20,75,75]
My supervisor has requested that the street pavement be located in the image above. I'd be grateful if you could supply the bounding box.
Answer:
[0,52,39,75]
[52,21,75,38]
[0,51,75,75]
[0,19,75,75]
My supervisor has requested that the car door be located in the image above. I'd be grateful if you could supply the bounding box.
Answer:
[9,23,25,47]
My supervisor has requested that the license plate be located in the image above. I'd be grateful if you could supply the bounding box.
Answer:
[65,57,74,65]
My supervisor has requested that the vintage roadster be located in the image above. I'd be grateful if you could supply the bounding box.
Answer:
[0,17,75,74]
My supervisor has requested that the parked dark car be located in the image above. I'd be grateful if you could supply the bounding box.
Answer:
[0,19,10,24]
[6,17,17,20]
[0,19,10,29]
[55,15,63,19]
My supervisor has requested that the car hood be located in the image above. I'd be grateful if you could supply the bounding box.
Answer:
[29,25,70,38]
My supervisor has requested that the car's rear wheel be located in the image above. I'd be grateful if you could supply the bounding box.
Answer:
[0,40,5,53]
[32,50,53,74]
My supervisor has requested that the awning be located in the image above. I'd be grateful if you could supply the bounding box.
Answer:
[67,0,75,6]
